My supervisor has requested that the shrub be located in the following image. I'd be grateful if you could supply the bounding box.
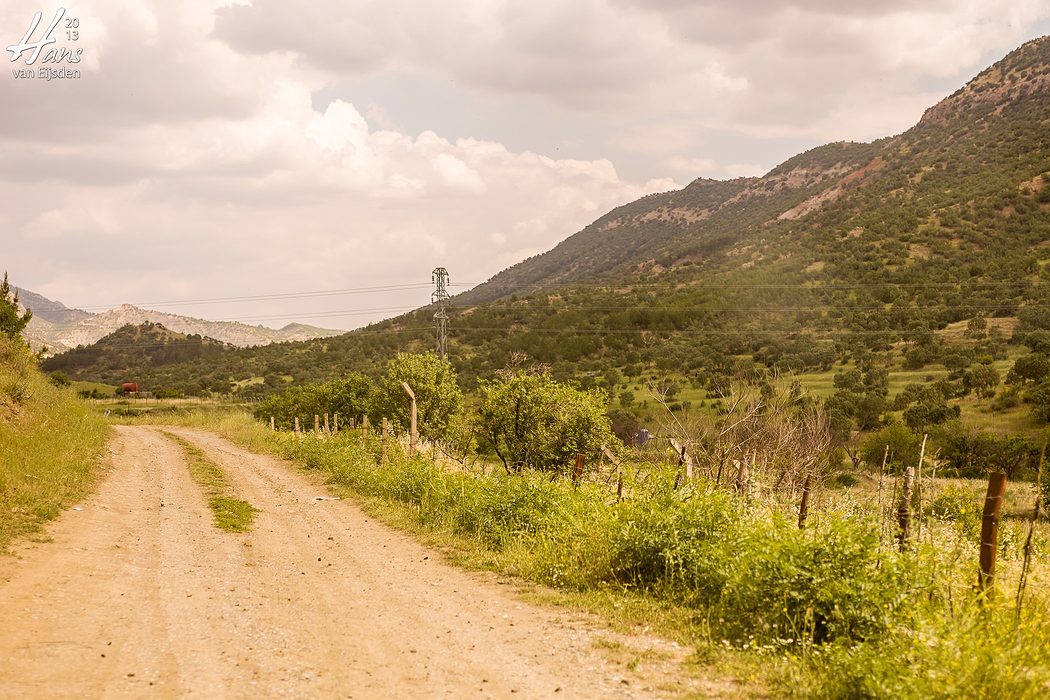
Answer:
[476,371,618,473]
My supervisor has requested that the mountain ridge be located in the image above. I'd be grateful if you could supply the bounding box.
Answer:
[15,288,345,353]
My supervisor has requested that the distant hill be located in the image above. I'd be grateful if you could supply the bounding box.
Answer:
[15,288,345,353]
[41,322,233,388]
[52,36,1050,400]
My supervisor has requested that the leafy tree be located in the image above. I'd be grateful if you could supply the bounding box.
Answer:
[1007,353,1050,385]
[859,423,922,473]
[477,371,617,473]
[255,374,375,430]
[48,370,70,387]
[964,364,1000,398]
[854,394,889,431]
[936,423,1038,478]
[903,393,960,432]
[607,407,641,445]
[966,316,987,339]
[0,272,32,341]
[376,352,462,442]
[833,369,864,393]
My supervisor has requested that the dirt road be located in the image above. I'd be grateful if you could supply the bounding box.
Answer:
[0,426,712,698]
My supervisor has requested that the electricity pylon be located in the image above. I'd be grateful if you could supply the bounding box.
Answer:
[432,267,450,360]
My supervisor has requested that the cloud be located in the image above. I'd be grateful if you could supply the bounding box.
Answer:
[1,1,674,326]
[210,0,1050,140]
[2,0,1048,329]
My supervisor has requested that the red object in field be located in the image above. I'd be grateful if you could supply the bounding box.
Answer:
[121,383,138,394]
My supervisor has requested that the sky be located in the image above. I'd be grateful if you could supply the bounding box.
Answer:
[3,0,1050,330]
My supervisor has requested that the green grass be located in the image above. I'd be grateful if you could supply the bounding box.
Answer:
[0,337,110,551]
[207,495,257,533]
[71,379,117,396]
[163,432,257,533]
[278,430,1050,698]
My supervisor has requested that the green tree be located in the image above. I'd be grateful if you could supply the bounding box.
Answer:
[965,364,1000,399]
[1007,353,1050,385]
[254,374,375,430]
[477,371,618,473]
[859,422,922,473]
[903,394,960,432]
[607,407,641,446]
[0,272,32,341]
[376,352,462,442]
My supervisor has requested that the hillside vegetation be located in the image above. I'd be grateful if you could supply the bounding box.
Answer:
[0,334,109,550]
[42,322,232,389]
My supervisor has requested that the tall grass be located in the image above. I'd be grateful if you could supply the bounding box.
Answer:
[115,408,1050,697]
[0,337,109,550]
[261,429,1046,697]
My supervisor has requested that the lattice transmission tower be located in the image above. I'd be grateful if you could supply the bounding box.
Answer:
[432,267,450,359]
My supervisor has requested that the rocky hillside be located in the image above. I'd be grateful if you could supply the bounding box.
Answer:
[461,35,1050,304]
[16,289,344,353]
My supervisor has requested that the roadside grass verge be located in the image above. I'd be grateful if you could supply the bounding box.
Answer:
[115,409,1050,698]
[163,432,257,533]
[0,337,109,551]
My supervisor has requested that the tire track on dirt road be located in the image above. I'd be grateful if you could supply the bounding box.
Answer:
[0,425,717,698]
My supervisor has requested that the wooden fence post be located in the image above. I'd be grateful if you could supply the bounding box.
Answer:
[362,415,369,438]
[333,413,339,433]
[572,453,585,489]
[669,438,693,484]
[916,433,928,539]
[876,445,889,544]
[897,465,915,552]
[270,416,275,432]
[314,414,320,434]
[349,416,355,430]
[798,473,813,529]
[324,413,330,434]
[381,417,388,463]
[978,471,1008,596]
[401,382,418,455]
[294,416,300,437]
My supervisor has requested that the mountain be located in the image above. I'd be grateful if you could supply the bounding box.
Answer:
[13,288,92,326]
[41,322,232,387]
[15,288,345,353]
[56,36,1050,397]
[460,36,1050,302]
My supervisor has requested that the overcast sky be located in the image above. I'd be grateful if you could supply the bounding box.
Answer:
[3,1,1049,330]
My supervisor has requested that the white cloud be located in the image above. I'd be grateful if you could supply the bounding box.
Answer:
[1,0,674,326]
[1,0,1047,328]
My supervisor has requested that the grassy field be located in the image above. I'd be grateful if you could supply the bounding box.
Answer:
[0,338,110,551]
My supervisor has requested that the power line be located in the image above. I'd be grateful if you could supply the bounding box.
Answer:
[58,278,1043,313]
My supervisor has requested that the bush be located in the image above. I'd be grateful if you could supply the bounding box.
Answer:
[254,374,374,431]
[476,371,618,473]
